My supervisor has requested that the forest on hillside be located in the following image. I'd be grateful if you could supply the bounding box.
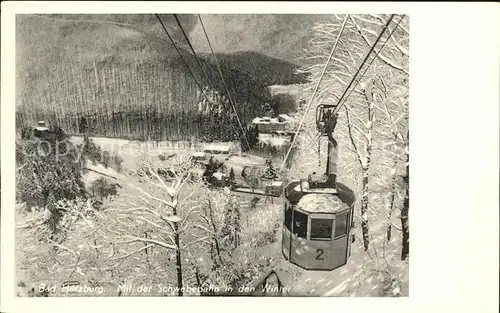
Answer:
[16,14,309,143]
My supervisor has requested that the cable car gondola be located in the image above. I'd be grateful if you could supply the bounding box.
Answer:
[279,100,356,271]
[282,179,355,271]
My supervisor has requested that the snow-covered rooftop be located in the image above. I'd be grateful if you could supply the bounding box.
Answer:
[254,117,279,124]
[296,193,349,214]
[225,154,267,166]
[212,172,225,180]
[258,134,291,147]
[203,143,231,153]
[278,114,293,121]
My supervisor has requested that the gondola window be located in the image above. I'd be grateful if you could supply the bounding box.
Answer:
[334,212,348,238]
[292,210,308,238]
[284,205,293,230]
[310,218,333,240]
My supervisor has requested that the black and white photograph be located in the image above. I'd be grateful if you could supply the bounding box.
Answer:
[2,2,498,310]
[12,12,410,297]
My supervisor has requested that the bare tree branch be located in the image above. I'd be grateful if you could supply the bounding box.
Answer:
[181,205,202,227]
[117,236,176,250]
[47,239,79,257]
[344,106,365,168]
[157,233,177,247]
[182,237,210,250]
[393,40,409,57]
[347,105,370,128]
[137,215,164,229]
[386,218,403,231]
[350,16,409,76]
[128,184,176,208]
[112,244,154,261]
[193,223,215,235]
[351,123,370,141]
[148,166,175,197]
[352,15,384,26]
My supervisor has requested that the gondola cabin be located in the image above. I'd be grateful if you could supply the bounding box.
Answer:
[282,180,355,271]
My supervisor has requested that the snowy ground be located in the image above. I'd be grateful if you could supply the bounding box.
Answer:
[257,134,292,147]
[68,83,409,296]
[287,222,408,296]
[70,136,241,169]
[81,170,408,297]
[243,210,408,297]
[246,85,410,297]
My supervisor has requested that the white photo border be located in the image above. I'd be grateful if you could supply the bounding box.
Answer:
[2,2,499,313]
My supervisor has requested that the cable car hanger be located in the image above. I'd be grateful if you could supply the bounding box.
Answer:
[279,14,404,272]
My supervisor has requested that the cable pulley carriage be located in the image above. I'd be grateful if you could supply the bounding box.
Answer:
[316,103,338,135]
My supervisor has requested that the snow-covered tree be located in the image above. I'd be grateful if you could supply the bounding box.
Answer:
[16,198,115,296]
[103,158,209,296]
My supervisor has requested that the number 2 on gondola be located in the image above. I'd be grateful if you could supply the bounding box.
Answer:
[316,248,324,260]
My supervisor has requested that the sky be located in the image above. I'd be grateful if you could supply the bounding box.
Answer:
[23,14,336,64]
